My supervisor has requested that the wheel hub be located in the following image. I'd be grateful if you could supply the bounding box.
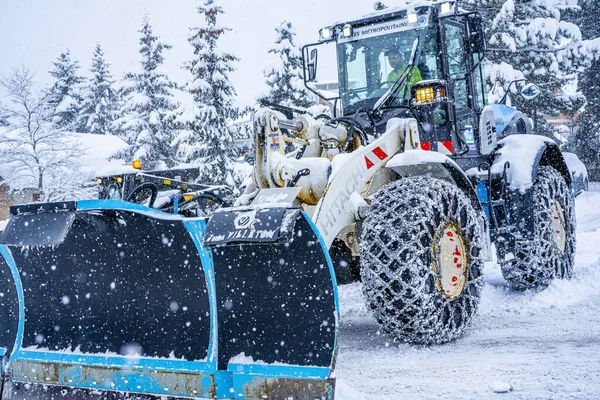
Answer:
[551,200,567,252]
[433,222,468,298]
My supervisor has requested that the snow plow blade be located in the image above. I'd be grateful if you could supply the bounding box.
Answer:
[0,201,77,246]
[0,200,338,399]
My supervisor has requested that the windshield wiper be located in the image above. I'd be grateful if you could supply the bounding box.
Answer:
[372,37,420,113]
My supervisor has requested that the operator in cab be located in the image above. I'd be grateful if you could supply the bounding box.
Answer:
[384,48,422,95]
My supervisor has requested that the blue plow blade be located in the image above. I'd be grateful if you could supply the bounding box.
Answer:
[0,199,339,399]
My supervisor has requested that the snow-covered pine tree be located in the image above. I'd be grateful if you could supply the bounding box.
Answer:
[114,16,180,169]
[461,0,586,136]
[568,0,600,167]
[0,66,87,201]
[78,44,118,134]
[47,49,84,132]
[174,0,239,186]
[457,0,497,24]
[229,105,255,157]
[259,21,314,108]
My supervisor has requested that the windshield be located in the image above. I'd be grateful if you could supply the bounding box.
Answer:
[337,24,440,115]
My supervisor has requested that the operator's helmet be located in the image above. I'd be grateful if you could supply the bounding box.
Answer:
[384,48,401,57]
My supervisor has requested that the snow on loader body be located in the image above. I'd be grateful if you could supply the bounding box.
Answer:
[0,1,577,398]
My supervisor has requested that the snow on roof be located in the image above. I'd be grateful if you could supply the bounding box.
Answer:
[64,132,129,174]
[95,165,139,177]
[332,0,449,26]
[317,89,339,99]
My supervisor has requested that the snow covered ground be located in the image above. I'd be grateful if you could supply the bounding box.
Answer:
[1,185,598,399]
[335,183,600,400]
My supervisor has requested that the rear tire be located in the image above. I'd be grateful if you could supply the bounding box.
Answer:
[360,177,484,344]
[500,166,576,291]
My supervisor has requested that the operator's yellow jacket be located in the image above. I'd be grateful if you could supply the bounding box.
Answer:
[387,65,422,96]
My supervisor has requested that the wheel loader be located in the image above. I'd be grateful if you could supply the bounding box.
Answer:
[0,1,575,399]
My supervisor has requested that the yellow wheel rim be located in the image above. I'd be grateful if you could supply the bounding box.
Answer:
[433,221,468,299]
[551,200,567,252]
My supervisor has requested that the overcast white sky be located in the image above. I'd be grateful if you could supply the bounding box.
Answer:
[0,0,376,107]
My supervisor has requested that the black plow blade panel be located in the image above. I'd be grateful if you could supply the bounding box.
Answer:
[0,211,76,246]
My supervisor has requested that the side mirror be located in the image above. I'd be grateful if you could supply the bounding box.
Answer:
[520,83,541,100]
[307,49,318,82]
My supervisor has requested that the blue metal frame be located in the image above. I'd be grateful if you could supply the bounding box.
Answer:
[0,246,25,362]
[304,212,340,372]
[183,219,218,368]
[475,181,491,221]
[76,199,185,219]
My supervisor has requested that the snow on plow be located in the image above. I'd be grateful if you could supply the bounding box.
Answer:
[0,200,339,399]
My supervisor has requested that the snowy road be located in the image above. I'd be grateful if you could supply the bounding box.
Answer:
[335,184,600,400]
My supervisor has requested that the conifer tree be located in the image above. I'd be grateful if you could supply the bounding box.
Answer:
[47,49,84,131]
[114,16,180,169]
[229,105,255,158]
[460,0,586,135]
[173,0,239,186]
[260,21,314,108]
[568,0,600,166]
[78,44,118,134]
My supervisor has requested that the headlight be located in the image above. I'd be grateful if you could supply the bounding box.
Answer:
[415,87,436,104]
[341,24,353,38]
[407,13,418,24]
[319,26,334,42]
[132,159,142,170]
[440,2,453,14]
[413,85,447,105]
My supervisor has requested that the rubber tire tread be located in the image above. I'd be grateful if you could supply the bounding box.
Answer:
[500,166,576,291]
[360,177,485,344]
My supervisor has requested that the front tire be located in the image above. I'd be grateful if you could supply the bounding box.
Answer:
[500,166,576,291]
[360,177,485,344]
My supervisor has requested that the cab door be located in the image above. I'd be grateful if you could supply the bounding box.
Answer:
[440,18,480,155]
